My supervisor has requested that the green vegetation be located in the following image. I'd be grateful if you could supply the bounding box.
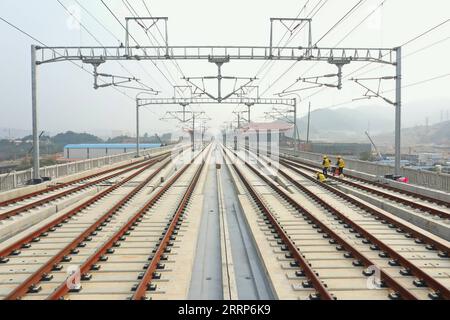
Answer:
[0,131,173,162]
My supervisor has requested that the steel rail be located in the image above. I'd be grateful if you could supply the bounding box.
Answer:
[280,159,450,256]
[279,160,450,300]
[0,156,167,265]
[4,156,173,300]
[223,147,334,300]
[282,158,450,219]
[0,157,150,208]
[131,146,211,300]
[0,152,170,221]
[281,154,450,209]
[46,159,187,299]
[230,148,420,300]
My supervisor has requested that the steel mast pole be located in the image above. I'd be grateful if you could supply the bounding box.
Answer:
[394,47,402,175]
[136,100,140,157]
[31,45,40,182]
[135,92,156,158]
[293,98,298,152]
[307,102,311,144]
[192,113,195,152]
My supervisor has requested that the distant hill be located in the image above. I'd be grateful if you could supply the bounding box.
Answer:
[0,128,31,139]
[279,104,393,142]
[281,102,450,144]
[51,131,103,146]
[372,121,450,147]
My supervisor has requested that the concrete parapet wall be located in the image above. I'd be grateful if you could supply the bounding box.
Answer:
[0,145,175,194]
[281,148,450,194]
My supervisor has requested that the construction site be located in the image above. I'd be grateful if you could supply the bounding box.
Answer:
[0,0,449,306]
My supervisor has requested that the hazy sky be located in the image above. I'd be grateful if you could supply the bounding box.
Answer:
[0,0,449,137]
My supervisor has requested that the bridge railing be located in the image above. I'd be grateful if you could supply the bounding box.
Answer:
[0,145,175,193]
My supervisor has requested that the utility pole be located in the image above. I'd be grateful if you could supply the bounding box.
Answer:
[394,47,402,176]
[192,113,195,152]
[135,99,140,157]
[293,98,298,151]
[31,45,40,182]
[245,103,253,123]
[232,111,248,129]
[160,110,209,152]
[135,92,159,157]
[307,102,311,144]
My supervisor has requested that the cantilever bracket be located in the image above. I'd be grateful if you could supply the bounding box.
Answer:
[82,58,158,93]
[328,58,351,89]
[351,76,397,106]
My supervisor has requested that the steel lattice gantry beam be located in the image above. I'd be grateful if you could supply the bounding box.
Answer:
[29,42,401,182]
[35,46,396,65]
[137,97,296,107]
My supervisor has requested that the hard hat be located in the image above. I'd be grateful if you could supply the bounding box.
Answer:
[323,155,327,159]
[337,155,341,158]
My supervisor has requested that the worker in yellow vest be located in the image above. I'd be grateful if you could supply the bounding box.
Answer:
[336,156,345,177]
[316,172,327,183]
[322,155,331,177]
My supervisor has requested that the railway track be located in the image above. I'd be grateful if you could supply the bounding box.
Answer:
[280,161,449,241]
[225,147,450,300]
[1,141,448,300]
[280,155,450,219]
[0,151,172,222]
[0,145,210,300]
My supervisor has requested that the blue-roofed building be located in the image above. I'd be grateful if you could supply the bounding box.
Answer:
[64,143,161,159]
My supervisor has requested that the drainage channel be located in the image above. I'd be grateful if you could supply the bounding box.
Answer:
[188,150,222,300]
[219,148,274,300]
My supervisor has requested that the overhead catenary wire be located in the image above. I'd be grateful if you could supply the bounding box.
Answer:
[140,0,187,79]
[314,0,366,46]
[341,35,450,81]
[56,0,157,93]
[1,11,166,131]
[262,0,369,96]
[301,17,450,103]
[100,0,177,94]
[0,14,135,101]
[225,0,328,126]
[257,0,328,89]
[310,71,450,111]
[73,0,163,92]
[121,0,207,119]
[121,0,181,88]
[279,0,386,95]
[226,0,328,124]
[253,0,312,79]
[128,0,206,115]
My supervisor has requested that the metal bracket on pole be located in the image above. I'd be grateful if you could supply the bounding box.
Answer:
[350,76,397,105]
[125,16,169,57]
[328,58,351,90]
[279,59,350,95]
[82,58,158,93]
[183,60,257,103]
[270,18,313,58]
[160,110,210,151]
